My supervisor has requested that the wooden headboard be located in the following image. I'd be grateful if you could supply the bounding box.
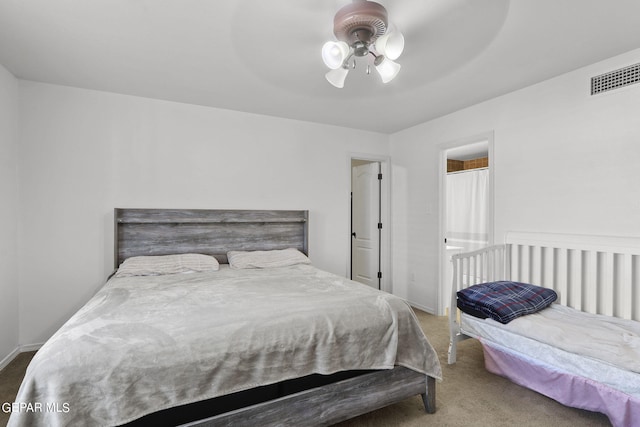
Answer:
[114,208,308,268]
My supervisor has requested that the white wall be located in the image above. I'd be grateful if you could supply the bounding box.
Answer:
[390,48,640,313]
[12,47,640,349]
[17,81,389,345]
[0,64,20,363]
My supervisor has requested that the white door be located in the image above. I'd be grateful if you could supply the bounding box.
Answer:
[351,162,380,288]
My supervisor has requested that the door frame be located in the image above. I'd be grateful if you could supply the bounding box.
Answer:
[437,131,495,315]
[347,153,392,293]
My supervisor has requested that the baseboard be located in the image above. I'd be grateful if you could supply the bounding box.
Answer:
[0,343,43,371]
[409,301,436,315]
[20,343,44,352]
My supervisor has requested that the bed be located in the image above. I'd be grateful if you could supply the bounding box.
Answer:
[448,231,640,427]
[9,208,441,427]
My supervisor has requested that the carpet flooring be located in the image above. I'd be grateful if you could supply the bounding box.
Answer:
[0,352,35,427]
[0,310,612,427]
[336,310,611,427]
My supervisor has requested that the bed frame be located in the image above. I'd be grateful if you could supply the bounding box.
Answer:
[448,231,640,364]
[114,208,436,426]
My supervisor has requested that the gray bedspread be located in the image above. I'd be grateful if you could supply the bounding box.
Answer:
[9,264,441,426]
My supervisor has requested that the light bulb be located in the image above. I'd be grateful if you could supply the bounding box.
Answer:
[321,41,350,69]
[375,30,404,60]
[374,56,401,84]
[325,67,349,88]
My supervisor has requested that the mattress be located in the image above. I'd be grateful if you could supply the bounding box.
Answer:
[9,264,441,427]
[460,304,640,397]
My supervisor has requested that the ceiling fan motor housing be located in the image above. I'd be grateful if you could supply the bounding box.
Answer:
[333,1,388,49]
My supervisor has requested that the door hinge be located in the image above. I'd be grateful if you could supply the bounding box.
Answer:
[378,173,382,180]
[378,222,382,229]
[377,271,382,279]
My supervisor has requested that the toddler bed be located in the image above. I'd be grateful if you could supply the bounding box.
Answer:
[448,232,640,427]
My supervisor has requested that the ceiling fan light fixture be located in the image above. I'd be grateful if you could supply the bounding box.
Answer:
[375,29,404,60]
[322,41,350,69]
[321,0,404,88]
[374,55,401,83]
[325,67,349,88]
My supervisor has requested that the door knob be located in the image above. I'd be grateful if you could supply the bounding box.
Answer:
[352,232,357,238]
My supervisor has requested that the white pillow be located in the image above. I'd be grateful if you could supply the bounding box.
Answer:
[227,248,310,269]
[115,253,220,277]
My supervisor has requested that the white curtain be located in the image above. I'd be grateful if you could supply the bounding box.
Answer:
[446,168,489,252]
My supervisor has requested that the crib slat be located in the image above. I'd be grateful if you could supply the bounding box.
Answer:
[529,245,536,285]
[488,247,495,281]
[620,253,632,320]
[541,246,553,292]
[464,257,470,287]
[512,245,520,282]
[450,257,459,319]
[505,244,512,280]
[568,249,582,311]
[498,246,505,280]
[633,255,640,321]
[555,248,568,306]
[474,254,480,284]
[596,252,605,315]
[613,254,622,318]
[530,245,541,286]
[566,249,574,308]
[601,252,615,317]
[487,250,494,281]
[583,251,597,314]
[521,245,530,283]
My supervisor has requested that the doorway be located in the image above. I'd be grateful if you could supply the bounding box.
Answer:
[438,133,494,315]
[349,155,390,291]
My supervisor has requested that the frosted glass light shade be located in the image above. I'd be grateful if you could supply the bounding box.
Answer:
[375,56,401,83]
[322,41,350,69]
[375,30,404,60]
[325,67,349,88]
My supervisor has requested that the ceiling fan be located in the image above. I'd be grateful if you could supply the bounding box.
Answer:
[321,0,405,88]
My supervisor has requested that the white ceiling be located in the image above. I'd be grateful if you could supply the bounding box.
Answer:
[447,141,489,161]
[1,0,639,134]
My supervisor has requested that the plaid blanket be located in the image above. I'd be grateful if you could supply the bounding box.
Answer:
[457,281,557,324]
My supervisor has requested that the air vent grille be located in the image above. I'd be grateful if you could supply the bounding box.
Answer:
[591,62,640,95]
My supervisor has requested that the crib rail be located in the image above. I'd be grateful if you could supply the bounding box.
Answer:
[449,244,508,310]
[507,232,640,322]
[448,232,640,364]
[448,244,507,363]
